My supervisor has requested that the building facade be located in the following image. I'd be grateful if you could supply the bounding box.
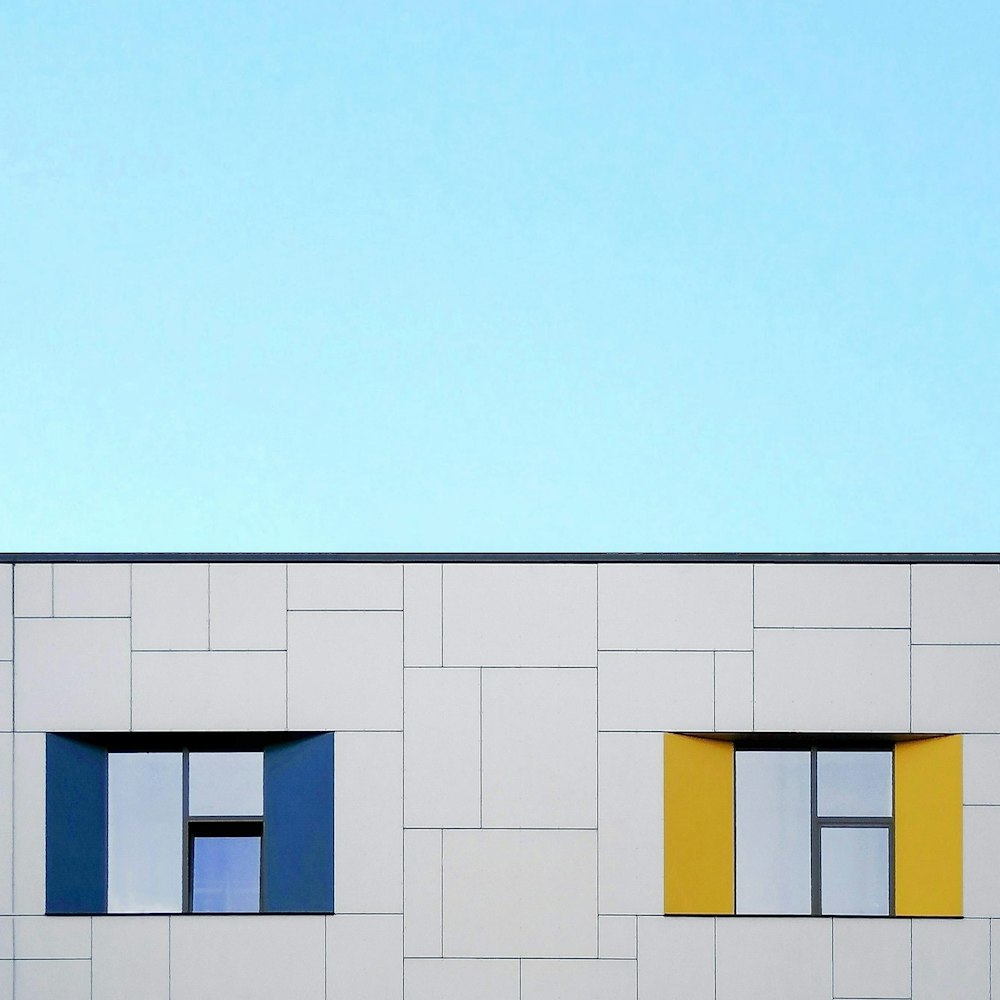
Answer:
[1,554,999,999]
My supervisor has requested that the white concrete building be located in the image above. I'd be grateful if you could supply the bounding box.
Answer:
[1,554,999,999]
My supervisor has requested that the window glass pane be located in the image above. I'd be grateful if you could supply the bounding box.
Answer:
[188,752,264,817]
[817,751,892,817]
[108,753,183,913]
[820,826,890,915]
[735,751,812,914]
[191,836,262,913]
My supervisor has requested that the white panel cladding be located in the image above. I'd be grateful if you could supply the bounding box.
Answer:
[326,914,402,1000]
[753,628,910,732]
[334,732,402,914]
[287,611,402,730]
[715,917,832,1000]
[520,959,636,1000]
[12,917,91,959]
[0,962,9,999]
[598,732,662,915]
[404,668,480,828]
[598,651,713,732]
[964,807,1000,917]
[403,563,443,666]
[754,563,910,628]
[912,918,989,1000]
[0,737,12,913]
[637,916,714,1000]
[53,563,131,618]
[92,917,169,1000]
[15,618,131,731]
[13,733,45,914]
[131,651,286,731]
[0,917,10,959]
[0,663,10,731]
[964,735,1000,803]
[442,564,597,667]
[599,563,752,651]
[403,959,520,1000]
[14,959,90,1000]
[598,916,636,959]
[131,563,208,651]
[13,564,52,618]
[169,916,325,1000]
[403,829,442,958]
[911,645,1000,733]
[209,563,287,651]
[833,918,910,999]
[481,667,596,829]
[288,562,402,611]
[911,563,1000,644]
[0,733,14,913]
[714,651,753,731]
[0,564,12,659]
[442,830,597,958]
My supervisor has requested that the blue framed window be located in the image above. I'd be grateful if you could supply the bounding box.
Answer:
[46,732,334,915]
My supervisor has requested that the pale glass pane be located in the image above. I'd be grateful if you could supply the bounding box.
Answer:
[188,752,264,817]
[191,836,261,913]
[820,826,889,915]
[107,753,183,913]
[736,751,812,914]
[817,751,892,817]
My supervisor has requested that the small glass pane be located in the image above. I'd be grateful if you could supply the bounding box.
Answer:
[191,836,261,913]
[736,751,812,914]
[108,753,184,913]
[188,752,264,817]
[821,826,890,915]
[817,751,892,817]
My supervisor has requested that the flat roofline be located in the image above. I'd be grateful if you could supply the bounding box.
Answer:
[1,552,998,564]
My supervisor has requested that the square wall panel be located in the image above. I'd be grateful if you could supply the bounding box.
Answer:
[443,564,596,666]
[15,618,131,731]
[911,564,1000,644]
[132,564,208,651]
[443,830,597,958]
[833,918,910,1000]
[287,611,402,731]
[209,563,286,651]
[912,645,1000,733]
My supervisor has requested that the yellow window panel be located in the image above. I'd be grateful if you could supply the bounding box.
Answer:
[895,735,962,917]
[663,733,734,915]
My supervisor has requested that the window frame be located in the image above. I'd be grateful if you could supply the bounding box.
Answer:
[46,730,335,916]
[733,738,896,917]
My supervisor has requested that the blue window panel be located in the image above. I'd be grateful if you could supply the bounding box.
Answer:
[46,734,108,914]
[263,733,334,913]
[191,836,262,913]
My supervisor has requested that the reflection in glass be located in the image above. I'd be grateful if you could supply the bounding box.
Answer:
[108,753,184,913]
[736,751,812,914]
[188,752,264,817]
[817,751,892,818]
[820,826,890,915]
[191,836,261,913]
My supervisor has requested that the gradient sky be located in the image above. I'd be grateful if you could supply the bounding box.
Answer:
[2,2,998,552]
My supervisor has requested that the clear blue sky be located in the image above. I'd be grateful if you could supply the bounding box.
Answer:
[2,2,998,552]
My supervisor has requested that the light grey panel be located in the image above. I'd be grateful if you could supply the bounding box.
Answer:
[188,752,263,817]
[816,751,892,818]
[108,753,184,913]
[736,751,811,914]
[820,827,889,916]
